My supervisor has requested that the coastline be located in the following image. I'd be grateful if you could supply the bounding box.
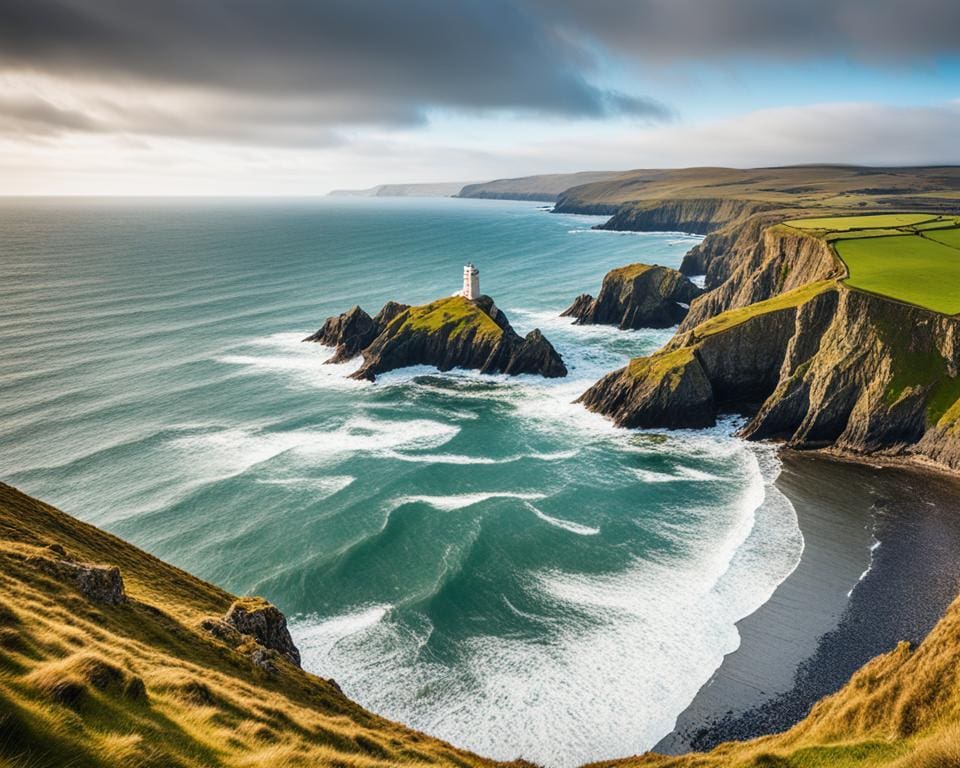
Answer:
[656,450,960,753]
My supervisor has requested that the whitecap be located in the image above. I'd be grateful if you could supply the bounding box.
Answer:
[256,475,355,496]
[293,443,802,768]
[168,416,459,483]
[631,468,681,483]
[524,501,599,536]
[218,331,366,390]
[395,492,547,512]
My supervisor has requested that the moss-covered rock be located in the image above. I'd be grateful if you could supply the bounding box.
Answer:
[347,295,566,381]
[578,347,714,428]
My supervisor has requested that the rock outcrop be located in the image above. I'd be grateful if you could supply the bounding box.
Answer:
[580,279,960,473]
[562,264,703,329]
[224,597,302,668]
[578,348,715,429]
[309,295,566,381]
[304,301,409,363]
[28,553,127,605]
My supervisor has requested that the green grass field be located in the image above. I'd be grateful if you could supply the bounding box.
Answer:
[924,227,960,250]
[915,217,960,231]
[787,213,938,231]
[834,235,960,314]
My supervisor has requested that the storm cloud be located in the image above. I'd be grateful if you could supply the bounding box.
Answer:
[1,0,958,146]
[0,0,668,134]
[539,0,960,62]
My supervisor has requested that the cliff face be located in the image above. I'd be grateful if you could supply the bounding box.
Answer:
[309,295,566,381]
[680,223,841,330]
[581,282,960,473]
[553,196,768,235]
[562,264,703,329]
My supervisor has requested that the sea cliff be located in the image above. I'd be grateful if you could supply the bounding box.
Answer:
[581,279,960,473]
[679,221,841,328]
[562,263,703,329]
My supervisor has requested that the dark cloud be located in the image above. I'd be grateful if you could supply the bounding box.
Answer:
[0,0,670,132]
[536,0,960,62]
[0,0,955,147]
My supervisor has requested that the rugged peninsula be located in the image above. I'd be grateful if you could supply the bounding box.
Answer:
[562,263,703,329]
[580,213,960,473]
[306,294,566,381]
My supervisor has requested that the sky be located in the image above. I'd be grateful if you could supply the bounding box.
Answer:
[1,0,959,195]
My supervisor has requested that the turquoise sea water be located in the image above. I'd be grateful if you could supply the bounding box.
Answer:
[0,197,803,766]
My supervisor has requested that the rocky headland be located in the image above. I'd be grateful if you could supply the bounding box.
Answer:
[306,294,566,381]
[562,263,703,329]
[580,270,960,472]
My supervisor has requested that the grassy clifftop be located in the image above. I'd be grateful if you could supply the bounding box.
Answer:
[393,296,504,341]
[0,482,515,768]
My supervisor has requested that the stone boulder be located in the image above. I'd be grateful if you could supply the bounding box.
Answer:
[224,597,301,667]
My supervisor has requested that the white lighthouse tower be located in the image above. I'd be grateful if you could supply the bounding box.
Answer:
[462,263,480,300]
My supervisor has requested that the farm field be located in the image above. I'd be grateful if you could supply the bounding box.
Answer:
[924,227,960,250]
[833,234,960,314]
[786,212,938,231]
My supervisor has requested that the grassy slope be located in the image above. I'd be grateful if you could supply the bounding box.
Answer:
[457,171,625,199]
[691,280,837,339]
[394,296,503,340]
[0,482,514,768]
[609,264,656,281]
[555,166,960,209]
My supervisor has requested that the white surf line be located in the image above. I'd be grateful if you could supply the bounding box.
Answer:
[847,539,882,597]
[524,501,599,536]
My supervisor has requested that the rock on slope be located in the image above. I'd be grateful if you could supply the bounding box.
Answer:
[308,295,566,381]
[562,263,703,329]
[580,280,960,472]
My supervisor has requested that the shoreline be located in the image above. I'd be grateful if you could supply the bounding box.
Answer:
[655,450,960,753]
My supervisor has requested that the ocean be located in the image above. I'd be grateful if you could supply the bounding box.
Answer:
[0,196,803,767]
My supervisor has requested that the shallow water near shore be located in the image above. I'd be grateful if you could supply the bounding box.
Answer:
[2,197,808,766]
